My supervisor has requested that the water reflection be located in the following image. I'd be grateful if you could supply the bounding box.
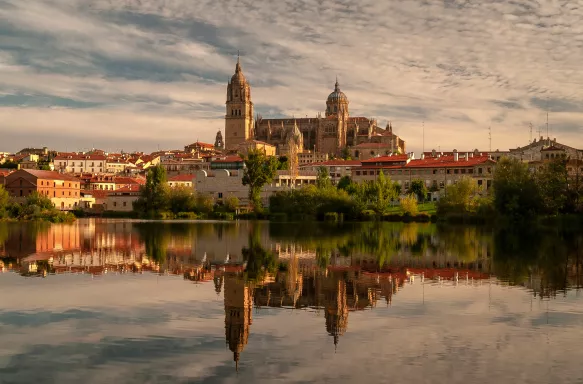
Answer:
[2,219,583,380]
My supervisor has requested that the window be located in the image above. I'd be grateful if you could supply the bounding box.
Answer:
[53,191,56,197]
[123,202,127,207]
[218,192,223,199]
[19,180,22,186]
[454,169,459,174]
[478,168,483,174]
[356,171,361,176]
[362,171,367,176]
[113,202,117,207]
[478,180,483,186]
[19,190,23,197]
[69,191,71,196]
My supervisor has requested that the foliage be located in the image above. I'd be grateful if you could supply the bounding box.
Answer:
[168,186,196,214]
[242,149,279,212]
[195,193,215,214]
[1,161,18,169]
[277,156,289,170]
[409,179,428,202]
[242,224,278,281]
[133,165,170,215]
[400,194,419,215]
[340,147,352,160]
[350,171,399,215]
[437,177,481,215]
[316,166,332,189]
[223,195,240,212]
[269,185,358,220]
[492,157,540,220]
[336,176,353,191]
[324,212,339,221]
[534,158,568,215]
[0,186,9,218]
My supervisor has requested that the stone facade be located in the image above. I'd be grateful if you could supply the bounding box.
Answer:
[224,59,406,156]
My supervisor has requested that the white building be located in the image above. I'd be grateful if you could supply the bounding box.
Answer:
[195,169,317,206]
[54,154,107,174]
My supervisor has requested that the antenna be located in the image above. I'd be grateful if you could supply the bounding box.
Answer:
[529,122,533,142]
[422,120,425,154]
[488,126,492,153]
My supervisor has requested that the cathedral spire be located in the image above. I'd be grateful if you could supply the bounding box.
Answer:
[334,76,340,92]
[236,50,241,72]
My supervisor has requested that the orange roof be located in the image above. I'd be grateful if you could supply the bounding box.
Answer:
[7,169,81,182]
[114,176,146,185]
[168,174,196,182]
[362,155,408,163]
[405,155,493,168]
[307,160,362,167]
[212,156,243,163]
[54,154,106,161]
[187,141,215,148]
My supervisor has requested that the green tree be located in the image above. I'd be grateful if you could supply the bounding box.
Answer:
[224,195,240,212]
[534,158,568,215]
[492,157,540,220]
[400,194,419,215]
[0,185,10,218]
[437,177,481,215]
[277,156,289,170]
[242,149,279,212]
[340,147,352,160]
[337,176,353,191]
[168,186,196,214]
[195,193,215,214]
[316,166,332,189]
[133,165,170,215]
[410,179,428,203]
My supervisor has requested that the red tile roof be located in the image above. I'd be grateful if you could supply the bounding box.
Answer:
[187,141,215,149]
[114,176,146,185]
[405,155,493,168]
[307,160,362,167]
[168,174,196,182]
[8,169,81,182]
[54,154,107,161]
[212,156,243,163]
[362,155,408,163]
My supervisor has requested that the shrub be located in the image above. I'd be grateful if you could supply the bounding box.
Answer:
[324,212,339,222]
[177,212,198,219]
[360,209,377,221]
[400,194,419,215]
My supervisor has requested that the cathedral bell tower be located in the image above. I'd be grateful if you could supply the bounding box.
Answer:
[225,56,254,151]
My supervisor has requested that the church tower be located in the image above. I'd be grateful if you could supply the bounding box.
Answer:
[225,56,254,151]
[214,129,224,151]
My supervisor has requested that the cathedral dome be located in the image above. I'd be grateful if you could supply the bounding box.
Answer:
[327,79,348,103]
[231,58,246,84]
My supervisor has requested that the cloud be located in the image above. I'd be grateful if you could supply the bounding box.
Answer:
[1,0,583,153]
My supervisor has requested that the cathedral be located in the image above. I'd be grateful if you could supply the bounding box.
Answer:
[224,58,406,156]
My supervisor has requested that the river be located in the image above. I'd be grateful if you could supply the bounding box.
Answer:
[0,219,582,383]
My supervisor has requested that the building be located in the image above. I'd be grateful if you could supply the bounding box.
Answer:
[161,158,210,176]
[352,150,496,194]
[298,151,328,165]
[224,275,253,371]
[224,58,406,156]
[237,140,277,157]
[54,154,107,174]
[104,186,141,212]
[299,160,362,185]
[195,169,317,206]
[504,137,582,162]
[3,169,82,210]
[214,129,225,151]
[167,174,195,189]
[184,141,216,154]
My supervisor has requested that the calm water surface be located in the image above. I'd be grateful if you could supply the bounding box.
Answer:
[1,219,583,383]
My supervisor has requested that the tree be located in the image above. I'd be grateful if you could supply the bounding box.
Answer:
[492,157,540,219]
[242,149,279,212]
[277,156,289,170]
[410,179,428,203]
[534,158,568,215]
[195,193,215,214]
[316,166,332,189]
[0,185,10,218]
[337,176,353,191]
[168,186,196,214]
[400,194,419,215]
[224,195,240,212]
[133,165,170,215]
[437,177,481,215]
[340,147,352,160]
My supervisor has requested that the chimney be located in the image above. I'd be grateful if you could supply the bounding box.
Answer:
[421,153,425,160]
[453,149,459,162]
[465,152,470,161]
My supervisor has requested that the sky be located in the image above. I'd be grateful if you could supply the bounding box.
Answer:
[1,0,583,154]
